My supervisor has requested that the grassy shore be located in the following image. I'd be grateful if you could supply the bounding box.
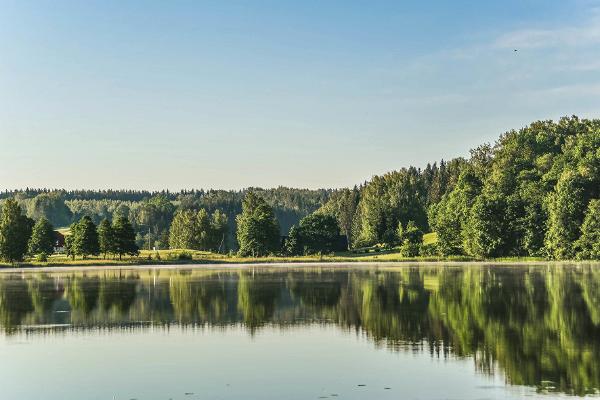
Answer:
[0,246,553,268]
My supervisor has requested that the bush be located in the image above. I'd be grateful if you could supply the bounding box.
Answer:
[399,241,420,257]
[168,251,193,261]
[35,252,48,262]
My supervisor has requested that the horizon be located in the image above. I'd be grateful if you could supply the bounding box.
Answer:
[2,0,600,190]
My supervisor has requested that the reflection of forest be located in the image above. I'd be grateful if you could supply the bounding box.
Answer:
[0,266,599,395]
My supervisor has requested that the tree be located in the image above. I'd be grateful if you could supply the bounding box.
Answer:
[463,194,508,258]
[0,199,34,262]
[545,170,586,260]
[112,216,138,260]
[399,220,423,257]
[70,216,100,259]
[429,168,481,256]
[575,199,600,260]
[284,224,302,255]
[209,209,228,253]
[296,213,340,255]
[236,192,280,257]
[27,217,55,256]
[169,209,198,249]
[169,208,228,252]
[26,192,72,227]
[97,218,115,258]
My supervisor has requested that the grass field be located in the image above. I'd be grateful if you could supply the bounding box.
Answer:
[0,231,553,268]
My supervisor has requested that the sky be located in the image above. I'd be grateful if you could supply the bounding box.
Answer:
[1,0,600,191]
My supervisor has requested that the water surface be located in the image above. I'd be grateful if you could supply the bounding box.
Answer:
[0,264,598,399]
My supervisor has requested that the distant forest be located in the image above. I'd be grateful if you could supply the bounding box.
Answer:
[1,115,599,259]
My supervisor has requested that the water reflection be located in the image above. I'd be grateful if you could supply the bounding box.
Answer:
[1,265,599,395]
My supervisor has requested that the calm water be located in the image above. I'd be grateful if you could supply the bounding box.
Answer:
[0,264,599,399]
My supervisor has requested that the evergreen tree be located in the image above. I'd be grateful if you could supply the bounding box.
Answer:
[112,216,138,260]
[27,217,55,256]
[97,218,115,258]
[236,192,280,257]
[70,216,100,259]
[0,199,34,262]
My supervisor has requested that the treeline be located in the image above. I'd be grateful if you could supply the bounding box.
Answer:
[319,116,600,260]
[0,187,330,251]
[1,116,599,260]
[0,199,139,262]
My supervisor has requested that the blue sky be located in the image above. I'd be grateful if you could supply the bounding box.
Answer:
[1,0,600,190]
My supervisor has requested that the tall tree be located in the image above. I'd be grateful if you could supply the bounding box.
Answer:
[27,217,55,256]
[0,199,34,262]
[97,218,115,258]
[236,192,280,257]
[169,209,197,249]
[575,199,600,260]
[112,216,138,260]
[70,216,100,259]
[545,170,585,260]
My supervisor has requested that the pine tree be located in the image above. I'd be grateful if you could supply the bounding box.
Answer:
[0,199,34,262]
[97,218,115,258]
[70,216,100,259]
[112,216,138,260]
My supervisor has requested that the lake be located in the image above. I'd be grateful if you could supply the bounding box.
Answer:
[0,264,598,399]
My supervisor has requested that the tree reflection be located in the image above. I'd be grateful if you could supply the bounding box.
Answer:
[0,265,598,394]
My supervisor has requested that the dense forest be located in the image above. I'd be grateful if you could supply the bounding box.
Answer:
[0,116,599,260]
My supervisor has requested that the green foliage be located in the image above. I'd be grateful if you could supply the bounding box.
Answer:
[463,194,508,258]
[353,168,429,247]
[318,187,359,248]
[545,170,586,259]
[168,208,228,252]
[425,116,600,260]
[97,218,115,257]
[112,216,139,260]
[284,225,302,255]
[288,213,341,255]
[398,220,423,257]
[35,252,48,262]
[0,199,34,262]
[25,193,72,227]
[429,168,481,256]
[27,217,55,256]
[236,192,280,257]
[576,199,600,260]
[69,216,100,259]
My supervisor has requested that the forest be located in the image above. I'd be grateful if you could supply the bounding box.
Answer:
[0,115,599,261]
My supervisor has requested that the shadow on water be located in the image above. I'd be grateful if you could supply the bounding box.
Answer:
[0,264,599,395]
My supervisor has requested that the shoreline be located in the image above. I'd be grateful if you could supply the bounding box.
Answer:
[1,260,598,273]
